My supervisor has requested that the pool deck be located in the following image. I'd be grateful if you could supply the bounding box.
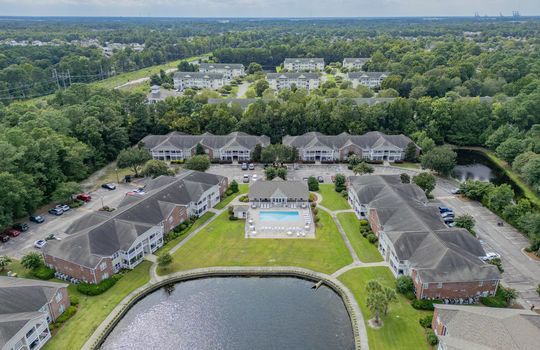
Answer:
[245,206,315,239]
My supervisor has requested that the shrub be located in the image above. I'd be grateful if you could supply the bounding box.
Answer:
[55,305,77,324]
[419,313,433,329]
[70,295,79,306]
[309,192,316,202]
[406,291,417,300]
[488,257,504,272]
[77,275,122,296]
[312,207,319,215]
[229,180,239,193]
[341,190,348,199]
[311,202,316,208]
[32,265,55,280]
[426,329,438,345]
[226,189,233,196]
[481,295,508,307]
[412,299,442,310]
[366,233,378,244]
[359,219,369,227]
[228,206,234,215]
[229,216,238,221]
[537,283,540,297]
[239,195,248,202]
[314,216,320,223]
[308,176,319,191]
[395,275,414,294]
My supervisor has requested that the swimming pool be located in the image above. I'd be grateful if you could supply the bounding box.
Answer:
[259,211,300,222]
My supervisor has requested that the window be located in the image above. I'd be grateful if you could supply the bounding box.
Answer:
[169,216,173,223]
[438,282,442,288]
[479,281,483,287]
[55,292,63,303]
[59,304,65,314]
[100,262,107,271]
[102,273,109,280]
[423,283,429,290]
[492,280,497,286]
[435,293,440,299]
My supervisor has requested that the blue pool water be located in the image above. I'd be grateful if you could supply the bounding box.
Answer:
[259,211,300,222]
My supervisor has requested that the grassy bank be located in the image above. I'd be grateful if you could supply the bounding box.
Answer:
[215,184,249,209]
[43,261,151,350]
[161,209,352,275]
[317,184,351,211]
[160,212,216,253]
[339,267,429,350]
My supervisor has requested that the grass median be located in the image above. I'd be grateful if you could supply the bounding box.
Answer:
[339,266,429,350]
[161,209,352,275]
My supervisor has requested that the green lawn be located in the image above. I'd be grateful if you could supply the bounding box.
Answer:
[339,267,429,350]
[214,184,248,209]
[0,259,35,278]
[391,162,421,169]
[43,261,152,350]
[317,184,351,211]
[161,209,353,275]
[160,211,215,252]
[337,212,383,263]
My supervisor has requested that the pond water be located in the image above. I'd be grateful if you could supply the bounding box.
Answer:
[100,277,355,350]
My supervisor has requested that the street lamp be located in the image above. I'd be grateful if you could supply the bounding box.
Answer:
[115,167,119,183]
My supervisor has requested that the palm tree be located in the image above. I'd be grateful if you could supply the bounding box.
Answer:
[383,287,398,315]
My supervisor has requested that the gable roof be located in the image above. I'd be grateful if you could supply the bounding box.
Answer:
[141,131,270,151]
[435,304,540,350]
[173,72,224,80]
[0,312,45,347]
[282,131,414,151]
[266,72,319,80]
[248,178,309,201]
[349,175,500,283]
[284,58,324,64]
[347,72,389,79]
[198,63,244,70]
[44,170,225,268]
[343,58,369,66]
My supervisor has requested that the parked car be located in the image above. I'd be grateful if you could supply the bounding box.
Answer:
[482,252,500,261]
[318,176,324,183]
[29,215,44,223]
[241,162,248,170]
[48,208,63,216]
[303,177,308,181]
[127,187,146,195]
[243,174,250,183]
[439,206,453,213]
[5,229,20,237]
[12,223,29,231]
[252,174,258,182]
[448,222,456,227]
[56,204,70,212]
[443,218,454,225]
[34,240,47,249]
[102,183,116,190]
[293,163,300,170]
[0,233,10,242]
[441,212,455,219]
[248,163,255,170]
[451,188,460,194]
[76,194,92,202]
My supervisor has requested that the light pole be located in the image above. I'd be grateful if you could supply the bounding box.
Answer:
[115,168,119,184]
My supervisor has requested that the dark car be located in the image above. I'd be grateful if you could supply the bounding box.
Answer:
[318,176,324,183]
[102,183,116,190]
[439,206,453,214]
[12,223,29,232]
[29,215,44,223]
[241,162,248,170]
[5,229,20,237]
[248,163,255,170]
[76,194,92,202]
[48,208,63,216]
[0,233,10,242]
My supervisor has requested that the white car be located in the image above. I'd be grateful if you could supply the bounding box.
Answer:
[34,240,47,249]
[243,174,250,183]
[252,174,258,182]
[451,188,460,194]
[56,204,70,212]
[482,252,500,261]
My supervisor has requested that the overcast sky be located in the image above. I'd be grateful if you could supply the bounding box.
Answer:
[0,0,538,17]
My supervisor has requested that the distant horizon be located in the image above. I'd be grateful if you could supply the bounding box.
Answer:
[1,15,539,19]
[0,0,538,18]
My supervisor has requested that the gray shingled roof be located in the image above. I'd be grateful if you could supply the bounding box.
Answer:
[284,58,324,64]
[141,131,270,151]
[347,72,390,79]
[343,58,369,66]
[282,131,413,151]
[266,73,319,80]
[199,63,244,70]
[349,175,500,283]
[173,72,224,80]
[248,178,308,201]
[44,170,225,268]
[0,277,67,345]
[435,304,540,350]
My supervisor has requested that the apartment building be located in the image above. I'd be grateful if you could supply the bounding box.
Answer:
[342,58,369,70]
[346,72,389,88]
[266,73,320,91]
[198,63,245,81]
[173,72,225,91]
[283,58,325,71]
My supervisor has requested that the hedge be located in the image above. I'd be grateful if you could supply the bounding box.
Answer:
[70,295,79,306]
[419,313,433,328]
[32,265,55,280]
[55,305,77,324]
[77,275,122,296]
[426,329,438,345]
[412,299,442,310]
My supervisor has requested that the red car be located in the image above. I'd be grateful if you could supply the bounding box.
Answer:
[77,194,92,202]
[0,233,9,242]
[6,229,20,237]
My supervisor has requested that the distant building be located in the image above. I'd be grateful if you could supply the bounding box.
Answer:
[142,131,270,162]
[342,58,369,70]
[0,277,69,350]
[266,73,320,91]
[283,58,324,72]
[432,304,540,349]
[173,72,225,91]
[146,85,183,104]
[282,131,417,162]
[346,72,389,88]
[248,178,309,206]
[348,175,501,301]
[198,63,245,81]
[43,171,227,284]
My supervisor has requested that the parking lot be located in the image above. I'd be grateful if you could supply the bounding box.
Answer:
[0,182,143,260]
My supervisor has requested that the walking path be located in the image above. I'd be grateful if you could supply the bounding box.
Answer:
[331,261,388,278]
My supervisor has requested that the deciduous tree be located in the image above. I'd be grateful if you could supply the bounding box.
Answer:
[412,172,436,195]
[117,146,152,177]
[184,155,210,172]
